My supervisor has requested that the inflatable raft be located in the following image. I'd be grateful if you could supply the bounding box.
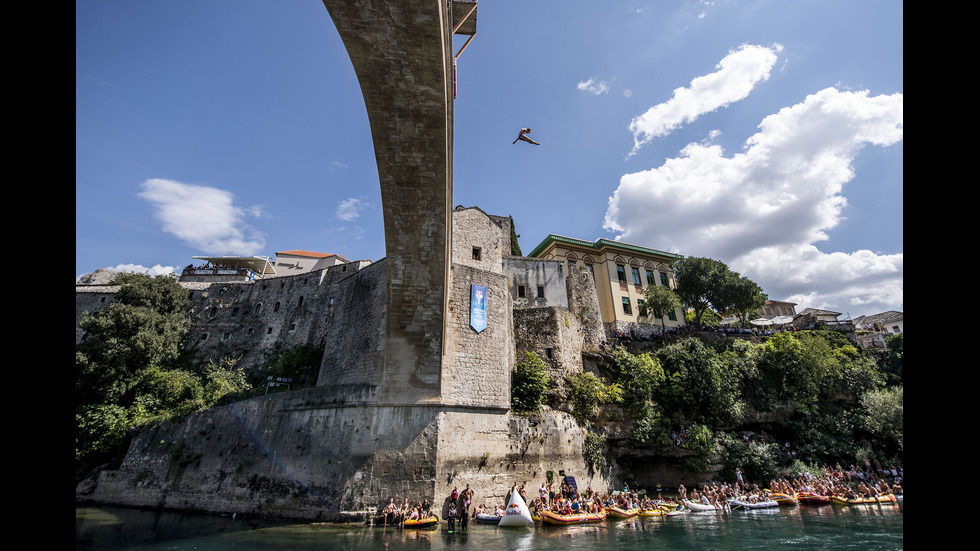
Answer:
[403,515,439,529]
[607,506,639,519]
[539,509,607,525]
[797,492,831,505]
[770,492,799,506]
[730,498,779,509]
[830,494,898,506]
[474,513,502,524]
[682,499,723,512]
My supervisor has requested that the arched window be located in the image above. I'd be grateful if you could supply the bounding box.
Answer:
[614,257,627,283]
[629,260,642,285]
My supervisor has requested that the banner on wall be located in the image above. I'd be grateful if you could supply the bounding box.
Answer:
[470,284,487,333]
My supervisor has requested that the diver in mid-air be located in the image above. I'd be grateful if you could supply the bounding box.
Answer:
[512,127,540,145]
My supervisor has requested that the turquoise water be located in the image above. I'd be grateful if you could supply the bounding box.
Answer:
[76,502,903,550]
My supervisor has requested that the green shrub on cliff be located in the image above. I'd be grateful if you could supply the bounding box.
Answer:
[511,351,551,413]
[717,432,780,483]
[76,273,192,408]
[860,385,903,453]
[651,337,745,427]
[603,330,901,474]
[75,273,251,483]
[566,371,622,423]
[613,349,665,416]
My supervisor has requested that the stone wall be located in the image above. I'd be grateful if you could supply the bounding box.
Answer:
[315,261,386,393]
[76,262,381,379]
[564,263,606,349]
[513,307,583,383]
[451,206,509,275]
[442,263,512,409]
[78,386,605,520]
[503,256,568,309]
[81,389,446,520]
[75,207,618,519]
[433,407,609,511]
[508,258,606,385]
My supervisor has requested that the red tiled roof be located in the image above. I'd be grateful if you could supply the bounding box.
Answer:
[276,250,335,259]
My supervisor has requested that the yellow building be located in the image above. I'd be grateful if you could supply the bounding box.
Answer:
[528,234,685,334]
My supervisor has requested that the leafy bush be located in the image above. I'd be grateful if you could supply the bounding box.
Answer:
[717,432,779,484]
[652,337,744,426]
[629,404,669,450]
[75,273,252,483]
[612,349,665,415]
[511,351,551,413]
[784,402,859,465]
[583,431,606,475]
[860,386,903,452]
[566,371,621,423]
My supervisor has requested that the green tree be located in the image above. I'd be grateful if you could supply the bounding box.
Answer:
[511,351,551,413]
[753,331,840,407]
[860,386,903,452]
[653,338,744,426]
[717,432,780,483]
[784,402,860,465]
[509,216,522,256]
[718,275,768,325]
[685,308,722,326]
[642,285,682,330]
[873,333,903,384]
[75,273,251,482]
[613,349,665,415]
[673,257,730,326]
[76,273,192,408]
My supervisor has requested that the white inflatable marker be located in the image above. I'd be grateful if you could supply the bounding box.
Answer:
[498,487,534,527]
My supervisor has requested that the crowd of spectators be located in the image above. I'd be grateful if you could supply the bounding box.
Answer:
[611,323,798,346]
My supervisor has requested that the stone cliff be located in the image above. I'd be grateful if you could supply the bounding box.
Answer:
[77,388,605,521]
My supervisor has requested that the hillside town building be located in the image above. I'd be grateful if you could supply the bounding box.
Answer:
[527,234,685,335]
[852,310,904,348]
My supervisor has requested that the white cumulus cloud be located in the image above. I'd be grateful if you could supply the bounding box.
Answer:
[109,263,178,276]
[577,78,609,95]
[628,43,782,156]
[138,178,266,255]
[604,87,903,314]
[336,197,371,222]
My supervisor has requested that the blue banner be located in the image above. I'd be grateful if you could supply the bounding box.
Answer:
[470,284,487,333]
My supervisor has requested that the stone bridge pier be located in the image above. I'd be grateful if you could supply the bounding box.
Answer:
[320,0,465,404]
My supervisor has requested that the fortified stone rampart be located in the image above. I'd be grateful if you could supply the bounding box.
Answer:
[564,263,606,350]
[81,388,607,520]
[451,205,510,275]
[442,263,512,409]
[75,207,615,519]
[76,261,383,379]
[513,307,584,383]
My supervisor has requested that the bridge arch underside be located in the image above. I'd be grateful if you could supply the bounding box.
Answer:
[320,0,454,403]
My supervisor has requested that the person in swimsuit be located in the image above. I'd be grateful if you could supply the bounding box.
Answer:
[513,127,541,145]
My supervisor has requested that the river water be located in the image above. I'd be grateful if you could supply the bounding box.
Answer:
[77,501,903,550]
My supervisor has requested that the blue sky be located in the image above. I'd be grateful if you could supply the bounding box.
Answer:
[76,1,902,319]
